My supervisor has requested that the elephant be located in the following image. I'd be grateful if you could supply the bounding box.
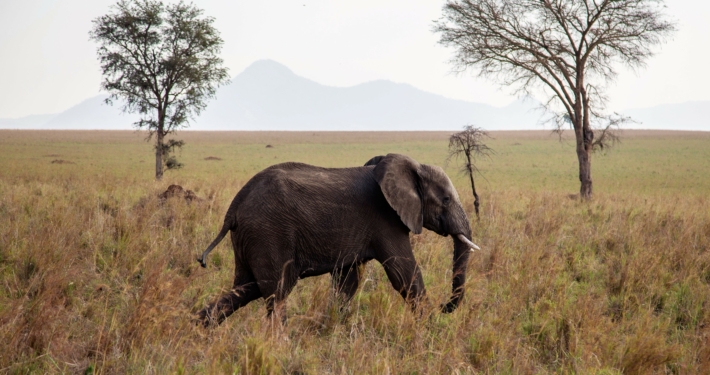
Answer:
[196,153,480,326]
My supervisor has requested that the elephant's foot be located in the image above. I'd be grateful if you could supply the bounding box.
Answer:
[198,283,262,327]
[330,293,358,323]
[440,293,463,313]
[195,307,217,328]
[440,300,458,314]
[266,304,288,326]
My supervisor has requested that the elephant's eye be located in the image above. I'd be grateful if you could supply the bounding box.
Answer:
[442,196,451,205]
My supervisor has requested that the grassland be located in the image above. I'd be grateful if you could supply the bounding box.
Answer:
[1,129,709,374]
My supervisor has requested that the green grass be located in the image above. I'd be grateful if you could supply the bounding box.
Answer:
[0,129,709,374]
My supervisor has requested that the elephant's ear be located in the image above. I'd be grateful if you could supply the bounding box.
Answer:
[364,155,385,167]
[373,154,423,234]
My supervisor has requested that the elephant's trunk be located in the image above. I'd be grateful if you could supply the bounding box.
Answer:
[441,233,472,313]
[442,204,475,313]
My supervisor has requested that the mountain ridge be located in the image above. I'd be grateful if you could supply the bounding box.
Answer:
[1,60,706,131]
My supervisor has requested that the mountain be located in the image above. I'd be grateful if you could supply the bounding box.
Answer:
[0,113,58,128]
[0,60,706,131]
[198,60,545,131]
[0,96,139,130]
[0,60,547,131]
[43,95,140,129]
[622,101,709,131]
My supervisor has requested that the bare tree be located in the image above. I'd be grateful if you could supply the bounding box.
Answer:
[90,0,229,180]
[448,126,493,219]
[434,0,675,199]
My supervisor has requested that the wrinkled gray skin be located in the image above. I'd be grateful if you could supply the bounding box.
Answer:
[197,153,474,326]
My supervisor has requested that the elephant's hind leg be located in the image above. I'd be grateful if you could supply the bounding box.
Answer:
[331,264,363,303]
[258,260,299,324]
[198,280,261,327]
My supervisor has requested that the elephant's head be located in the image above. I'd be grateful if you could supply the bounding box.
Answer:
[372,153,479,313]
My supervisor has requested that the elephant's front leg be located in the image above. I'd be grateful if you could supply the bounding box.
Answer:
[379,255,428,313]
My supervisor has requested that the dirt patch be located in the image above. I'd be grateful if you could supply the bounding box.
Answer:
[50,159,74,164]
[204,156,222,161]
[43,154,61,157]
[159,184,202,203]
[265,144,274,148]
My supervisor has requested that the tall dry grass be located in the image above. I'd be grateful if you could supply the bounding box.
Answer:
[1,130,709,373]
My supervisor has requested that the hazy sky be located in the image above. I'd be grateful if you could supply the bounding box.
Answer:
[1,0,708,119]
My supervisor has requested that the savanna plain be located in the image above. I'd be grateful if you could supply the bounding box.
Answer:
[1,129,709,374]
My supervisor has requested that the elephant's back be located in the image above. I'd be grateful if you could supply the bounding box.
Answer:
[232,162,382,239]
[238,162,376,209]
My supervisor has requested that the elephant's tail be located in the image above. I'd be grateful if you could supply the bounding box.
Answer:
[197,219,233,268]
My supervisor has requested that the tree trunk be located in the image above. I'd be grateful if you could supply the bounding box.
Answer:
[579,85,593,200]
[466,155,480,219]
[574,105,593,200]
[155,107,166,181]
[155,130,164,180]
[577,141,592,199]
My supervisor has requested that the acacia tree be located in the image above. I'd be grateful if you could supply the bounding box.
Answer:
[434,0,674,199]
[90,0,229,180]
[448,126,492,219]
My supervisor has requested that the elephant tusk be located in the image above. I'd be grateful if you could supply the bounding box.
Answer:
[456,234,481,252]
